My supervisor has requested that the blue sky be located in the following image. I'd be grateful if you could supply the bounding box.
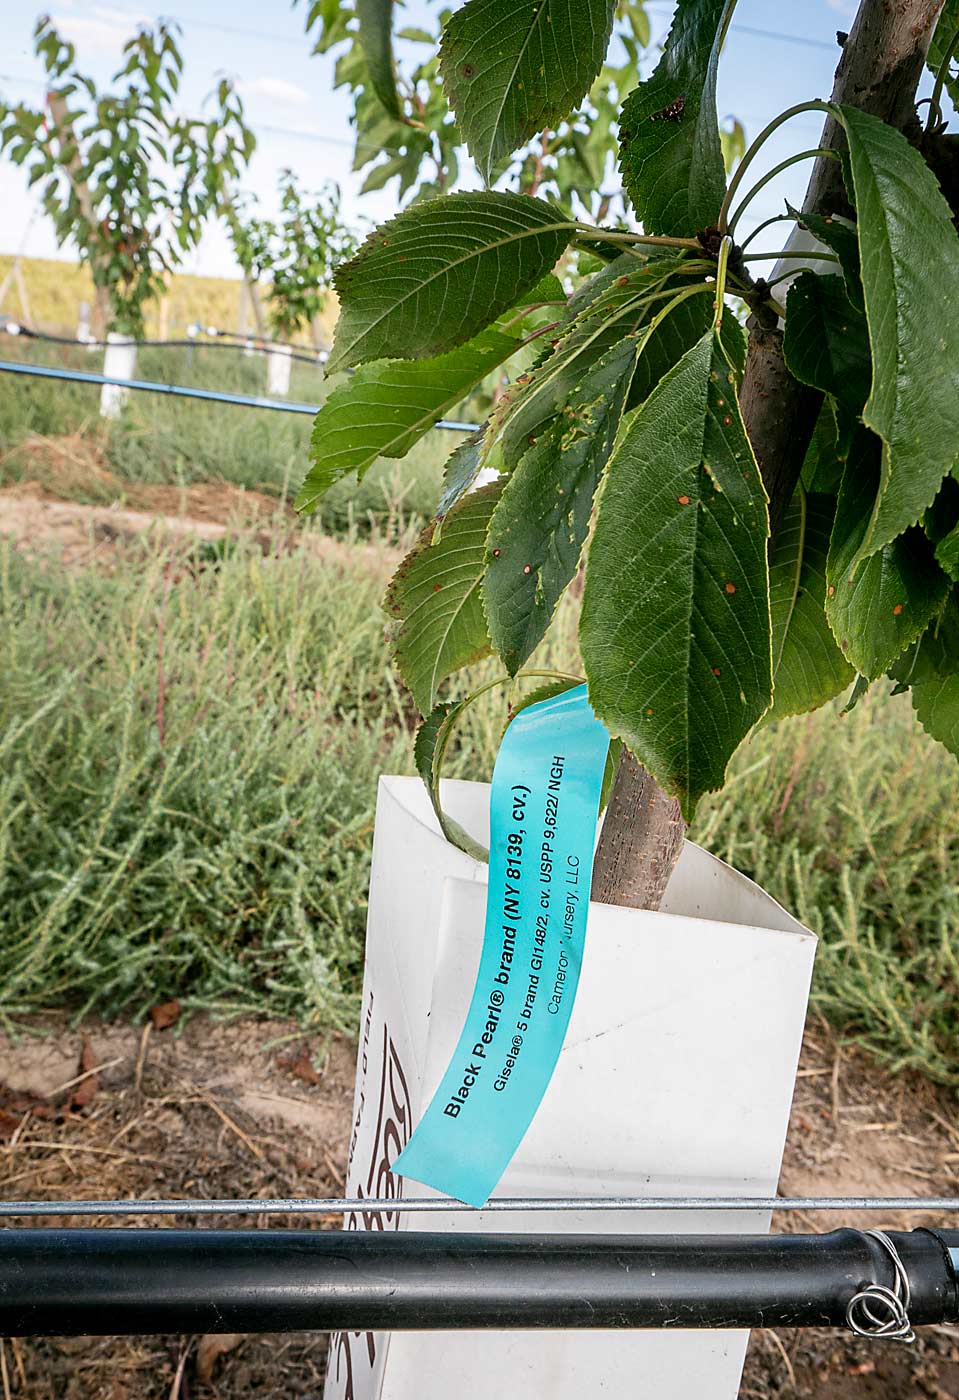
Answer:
[0,0,945,278]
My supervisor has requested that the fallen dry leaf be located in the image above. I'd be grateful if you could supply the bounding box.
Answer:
[149,998,182,1030]
[0,1108,25,1138]
[196,1332,246,1384]
[0,1082,53,1138]
[277,1044,324,1086]
[70,1036,100,1110]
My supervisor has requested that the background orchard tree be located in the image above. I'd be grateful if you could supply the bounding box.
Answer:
[0,15,255,339]
[228,171,359,345]
[298,0,959,911]
[297,0,654,218]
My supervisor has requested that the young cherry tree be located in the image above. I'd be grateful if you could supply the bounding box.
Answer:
[0,16,255,338]
[298,0,959,911]
[227,172,358,342]
[297,0,653,217]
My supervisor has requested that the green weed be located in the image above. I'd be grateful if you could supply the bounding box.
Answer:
[1,531,957,1081]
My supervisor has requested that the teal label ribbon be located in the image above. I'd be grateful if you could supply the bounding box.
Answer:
[392,684,611,1207]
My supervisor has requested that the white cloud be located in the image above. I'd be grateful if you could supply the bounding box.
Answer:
[237,77,311,108]
[52,7,148,56]
[824,0,857,16]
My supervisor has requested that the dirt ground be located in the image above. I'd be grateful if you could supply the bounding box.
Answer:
[0,472,289,568]
[1,1014,957,1400]
[0,480,404,582]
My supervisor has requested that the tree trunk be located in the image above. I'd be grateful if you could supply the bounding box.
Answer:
[47,89,111,339]
[591,0,945,913]
[590,752,685,908]
[246,277,267,338]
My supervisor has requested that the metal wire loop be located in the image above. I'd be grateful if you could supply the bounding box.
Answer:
[846,1230,915,1344]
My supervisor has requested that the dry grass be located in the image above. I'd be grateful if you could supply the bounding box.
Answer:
[0,254,338,345]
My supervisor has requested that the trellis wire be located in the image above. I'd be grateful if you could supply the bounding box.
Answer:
[3,319,325,365]
[2,1195,959,1219]
[0,359,478,432]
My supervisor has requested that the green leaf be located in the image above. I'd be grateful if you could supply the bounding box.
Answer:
[436,429,487,521]
[719,115,745,173]
[358,153,408,193]
[800,402,846,495]
[787,204,862,311]
[415,701,490,861]
[783,271,871,422]
[912,674,959,761]
[936,522,959,583]
[297,324,519,513]
[385,482,501,715]
[889,595,959,688]
[840,672,870,715]
[765,490,854,723]
[439,0,617,185]
[927,0,959,111]
[630,281,737,408]
[494,254,713,469]
[581,331,772,820]
[618,0,732,237]
[356,0,401,118]
[927,471,959,585]
[484,338,637,672]
[329,192,573,372]
[830,104,959,564]
[825,434,950,680]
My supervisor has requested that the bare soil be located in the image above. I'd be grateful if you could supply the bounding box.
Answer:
[1,1014,957,1399]
[0,470,287,568]
[0,479,399,580]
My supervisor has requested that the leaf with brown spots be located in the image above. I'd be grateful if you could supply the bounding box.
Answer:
[582,329,771,820]
[484,338,637,672]
[826,432,949,680]
[440,0,618,185]
[765,490,854,724]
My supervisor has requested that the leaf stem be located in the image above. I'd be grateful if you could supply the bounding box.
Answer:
[712,236,733,330]
[737,212,799,252]
[716,0,740,54]
[761,270,805,292]
[727,149,838,236]
[725,272,787,320]
[717,100,832,234]
[926,25,959,133]
[574,227,700,251]
[634,282,715,360]
[740,249,839,262]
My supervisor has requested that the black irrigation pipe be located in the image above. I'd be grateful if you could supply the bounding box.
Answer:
[2,321,325,366]
[1,1228,957,1337]
[0,359,479,432]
